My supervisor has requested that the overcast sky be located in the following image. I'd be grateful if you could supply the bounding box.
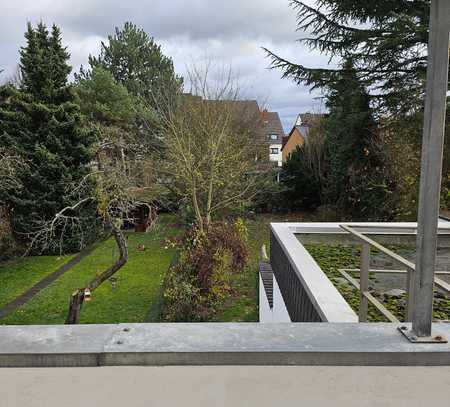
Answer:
[0,0,330,132]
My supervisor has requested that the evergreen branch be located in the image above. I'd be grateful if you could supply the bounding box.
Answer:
[291,1,362,34]
[263,47,340,89]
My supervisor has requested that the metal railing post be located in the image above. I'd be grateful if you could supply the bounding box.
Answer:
[359,243,370,322]
[411,0,450,338]
[405,266,415,322]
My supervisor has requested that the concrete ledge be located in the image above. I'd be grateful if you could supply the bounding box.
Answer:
[1,323,450,367]
[270,223,358,322]
[277,221,450,247]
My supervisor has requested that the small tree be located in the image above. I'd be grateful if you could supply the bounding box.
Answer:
[30,147,149,323]
[161,65,268,232]
[280,118,326,211]
[31,66,160,324]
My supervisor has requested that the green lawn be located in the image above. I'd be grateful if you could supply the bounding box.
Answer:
[1,216,179,325]
[1,212,315,325]
[0,254,73,309]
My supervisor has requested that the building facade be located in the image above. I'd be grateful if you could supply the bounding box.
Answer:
[281,113,323,163]
[261,109,284,167]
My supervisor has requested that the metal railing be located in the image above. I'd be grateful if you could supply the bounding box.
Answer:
[340,225,450,323]
[270,231,321,322]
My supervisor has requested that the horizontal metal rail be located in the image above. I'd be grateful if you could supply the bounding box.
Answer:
[341,268,450,296]
[338,269,400,323]
[340,225,417,321]
[340,225,450,294]
[340,225,415,270]
[434,277,450,294]
[342,268,450,275]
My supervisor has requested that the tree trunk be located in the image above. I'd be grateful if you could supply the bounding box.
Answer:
[191,186,204,233]
[65,224,128,324]
[65,289,85,324]
[88,225,128,290]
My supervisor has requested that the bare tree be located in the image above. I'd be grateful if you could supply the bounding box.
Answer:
[28,126,159,323]
[160,63,269,232]
[0,149,22,190]
[0,150,23,253]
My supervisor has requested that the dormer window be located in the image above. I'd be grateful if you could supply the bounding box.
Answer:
[268,134,278,140]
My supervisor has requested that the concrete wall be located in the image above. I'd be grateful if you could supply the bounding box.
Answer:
[259,274,272,322]
[2,365,450,407]
[270,223,358,322]
[259,274,291,323]
[272,275,291,322]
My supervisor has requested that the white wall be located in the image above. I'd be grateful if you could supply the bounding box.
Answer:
[269,144,282,167]
[259,274,273,322]
[272,275,291,322]
[259,273,291,323]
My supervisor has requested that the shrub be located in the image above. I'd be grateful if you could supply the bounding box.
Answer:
[279,117,326,212]
[280,146,322,211]
[161,219,248,321]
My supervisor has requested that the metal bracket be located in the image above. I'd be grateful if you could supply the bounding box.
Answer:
[398,326,448,343]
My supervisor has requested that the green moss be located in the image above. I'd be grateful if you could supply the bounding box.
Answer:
[305,243,450,322]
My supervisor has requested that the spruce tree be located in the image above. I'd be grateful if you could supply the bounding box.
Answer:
[0,23,93,252]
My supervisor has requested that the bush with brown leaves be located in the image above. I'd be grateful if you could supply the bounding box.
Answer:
[162,219,248,321]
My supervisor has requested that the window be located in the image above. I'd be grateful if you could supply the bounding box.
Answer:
[267,134,278,140]
[270,147,279,155]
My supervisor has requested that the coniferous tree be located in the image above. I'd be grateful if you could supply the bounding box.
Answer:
[265,0,434,114]
[265,1,438,217]
[81,22,182,105]
[75,66,138,125]
[323,59,390,219]
[77,22,182,152]
[280,146,322,211]
[19,23,70,102]
[0,22,94,252]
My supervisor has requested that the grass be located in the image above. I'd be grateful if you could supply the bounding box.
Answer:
[0,254,73,309]
[0,211,317,325]
[1,215,179,325]
[212,220,261,322]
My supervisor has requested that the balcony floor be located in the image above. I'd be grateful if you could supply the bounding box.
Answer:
[2,365,449,407]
